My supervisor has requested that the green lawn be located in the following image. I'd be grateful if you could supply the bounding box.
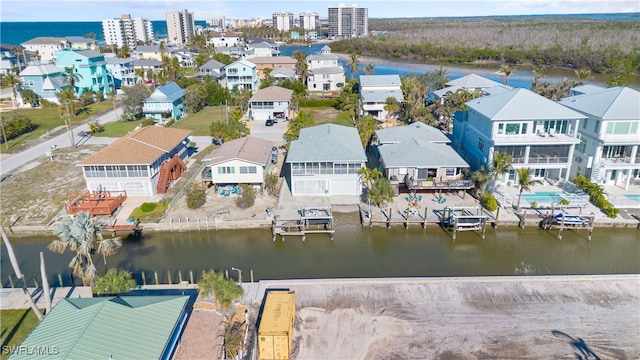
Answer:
[0,309,41,360]
[171,105,233,135]
[0,101,115,153]
[305,107,352,126]
[94,118,147,137]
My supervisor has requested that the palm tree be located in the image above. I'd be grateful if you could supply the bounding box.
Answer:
[500,64,514,85]
[363,63,375,75]
[198,269,243,313]
[11,46,26,71]
[471,166,491,197]
[168,57,181,81]
[359,167,383,189]
[491,152,513,194]
[531,66,544,89]
[48,212,122,286]
[348,53,360,79]
[383,96,399,120]
[2,227,44,320]
[515,168,544,209]
[574,68,592,85]
[63,66,83,97]
[0,72,21,108]
[292,50,308,79]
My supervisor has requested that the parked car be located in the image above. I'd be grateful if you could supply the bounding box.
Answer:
[266,119,274,126]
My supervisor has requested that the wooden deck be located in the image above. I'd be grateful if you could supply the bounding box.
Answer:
[67,191,127,216]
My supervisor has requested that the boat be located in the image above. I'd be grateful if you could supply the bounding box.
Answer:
[554,213,588,226]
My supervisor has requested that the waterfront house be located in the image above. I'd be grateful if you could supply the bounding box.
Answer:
[11,296,189,360]
[195,59,226,84]
[559,85,640,190]
[214,46,246,58]
[306,46,345,93]
[245,38,280,58]
[64,36,99,51]
[142,82,186,122]
[202,136,275,190]
[105,56,137,90]
[225,59,259,91]
[453,88,586,185]
[0,44,22,75]
[359,74,404,119]
[132,44,174,61]
[54,49,110,96]
[207,31,244,47]
[246,56,297,79]
[433,73,505,103]
[270,67,296,82]
[78,125,192,196]
[286,124,366,196]
[248,85,293,121]
[21,37,70,64]
[19,64,68,105]
[374,122,472,193]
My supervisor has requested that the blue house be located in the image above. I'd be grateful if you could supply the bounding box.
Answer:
[19,64,68,105]
[225,59,259,91]
[143,82,186,123]
[54,49,110,96]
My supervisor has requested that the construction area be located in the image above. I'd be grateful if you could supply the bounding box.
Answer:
[244,275,639,360]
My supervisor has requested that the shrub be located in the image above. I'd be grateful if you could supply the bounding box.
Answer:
[559,199,570,206]
[481,192,498,211]
[141,119,155,127]
[570,176,618,219]
[164,119,175,127]
[40,99,57,108]
[530,201,538,208]
[186,183,207,209]
[140,202,156,212]
[264,174,279,195]
[1,112,37,143]
[299,98,338,108]
[235,184,255,208]
[93,268,137,296]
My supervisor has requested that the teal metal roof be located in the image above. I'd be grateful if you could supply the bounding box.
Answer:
[11,296,188,360]
[466,88,586,121]
[286,124,366,163]
[559,86,640,120]
[145,82,185,103]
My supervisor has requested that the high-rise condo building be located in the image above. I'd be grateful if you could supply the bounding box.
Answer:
[299,11,320,30]
[272,10,294,31]
[102,14,154,49]
[166,9,195,44]
[328,3,368,38]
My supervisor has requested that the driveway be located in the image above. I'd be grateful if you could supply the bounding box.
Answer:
[248,118,287,143]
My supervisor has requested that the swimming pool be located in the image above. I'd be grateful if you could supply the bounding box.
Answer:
[520,192,564,205]
[624,194,640,202]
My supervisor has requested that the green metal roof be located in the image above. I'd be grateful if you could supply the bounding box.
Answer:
[11,296,188,360]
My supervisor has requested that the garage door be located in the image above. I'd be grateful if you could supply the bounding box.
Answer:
[330,179,359,196]
[123,182,148,196]
[293,179,328,195]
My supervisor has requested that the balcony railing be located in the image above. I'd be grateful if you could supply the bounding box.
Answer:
[405,178,474,190]
[601,157,634,165]
[527,156,569,164]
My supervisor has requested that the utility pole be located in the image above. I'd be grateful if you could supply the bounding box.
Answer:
[0,118,8,149]
[64,101,75,147]
[225,99,228,124]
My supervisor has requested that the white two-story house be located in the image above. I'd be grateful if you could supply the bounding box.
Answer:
[559,85,640,190]
[359,74,404,119]
[248,85,293,121]
[453,88,586,185]
[306,46,345,93]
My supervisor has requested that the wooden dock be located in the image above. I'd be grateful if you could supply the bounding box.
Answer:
[103,220,143,238]
[439,206,491,240]
[272,206,335,241]
[359,204,434,229]
[516,207,596,240]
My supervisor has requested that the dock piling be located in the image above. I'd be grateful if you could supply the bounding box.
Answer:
[141,271,147,286]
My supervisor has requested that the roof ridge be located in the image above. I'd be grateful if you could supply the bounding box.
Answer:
[128,128,171,153]
[63,298,114,358]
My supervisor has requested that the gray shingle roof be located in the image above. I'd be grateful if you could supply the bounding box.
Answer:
[200,59,225,70]
[21,37,65,45]
[360,74,401,87]
[466,88,586,121]
[379,141,469,168]
[376,122,450,144]
[307,53,338,61]
[271,67,296,78]
[559,86,640,120]
[205,136,273,166]
[286,124,366,163]
[249,86,293,102]
[361,89,404,103]
[133,59,162,67]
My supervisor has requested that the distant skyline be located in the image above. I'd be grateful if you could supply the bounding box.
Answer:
[2,0,639,22]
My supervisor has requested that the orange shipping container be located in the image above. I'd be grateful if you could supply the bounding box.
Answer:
[258,291,296,360]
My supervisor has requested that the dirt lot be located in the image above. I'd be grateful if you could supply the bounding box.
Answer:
[250,276,640,360]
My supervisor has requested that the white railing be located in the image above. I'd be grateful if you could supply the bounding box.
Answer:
[606,194,640,208]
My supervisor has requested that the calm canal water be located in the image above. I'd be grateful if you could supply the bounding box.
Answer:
[2,213,639,287]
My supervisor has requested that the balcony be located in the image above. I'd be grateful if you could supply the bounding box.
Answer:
[527,156,569,164]
[405,176,474,191]
[601,157,635,166]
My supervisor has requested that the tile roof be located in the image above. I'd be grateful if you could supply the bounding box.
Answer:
[249,86,293,102]
[79,125,191,165]
[287,124,366,162]
[465,88,586,121]
[559,86,640,120]
[205,136,273,166]
[11,296,188,360]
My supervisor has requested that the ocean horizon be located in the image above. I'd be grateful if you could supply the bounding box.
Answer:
[1,13,637,45]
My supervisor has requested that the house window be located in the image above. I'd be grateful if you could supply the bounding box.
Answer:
[497,123,504,135]
[445,168,456,177]
[505,123,520,135]
[582,119,588,129]
[594,120,600,133]
[218,166,235,174]
[239,166,257,174]
[477,139,484,152]
[417,169,428,179]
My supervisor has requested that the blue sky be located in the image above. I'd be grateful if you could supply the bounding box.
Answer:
[2,0,638,21]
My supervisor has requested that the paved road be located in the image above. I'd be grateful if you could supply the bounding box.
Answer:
[0,106,122,176]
